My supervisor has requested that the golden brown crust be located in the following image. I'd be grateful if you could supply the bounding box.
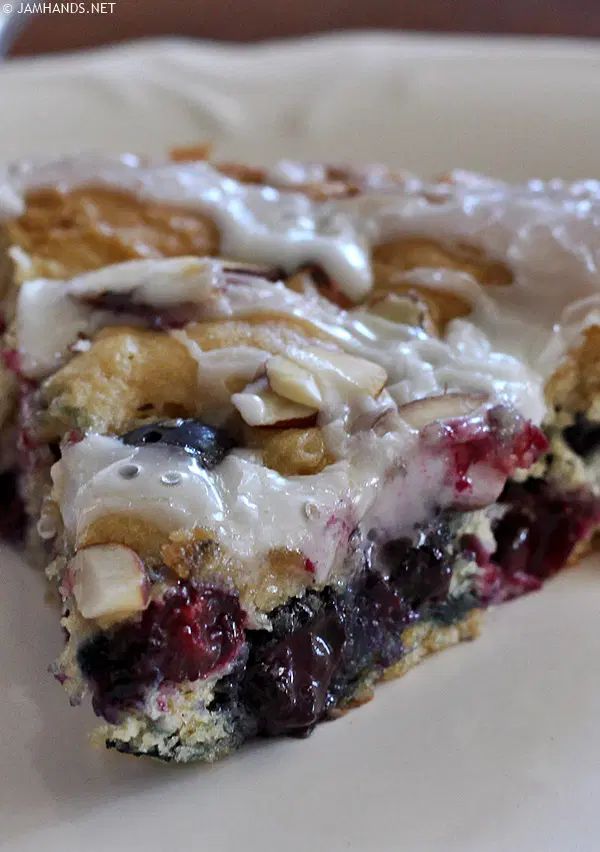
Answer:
[371,236,513,330]
[186,315,327,351]
[168,144,212,163]
[162,529,314,612]
[372,236,513,287]
[248,426,332,476]
[41,327,199,437]
[234,547,315,613]
[8,186,220,281]
[372,268,470,331]
[546,326,600,418]
[40,316,329,440]
[79,513,171,562]
[216,160,409,201]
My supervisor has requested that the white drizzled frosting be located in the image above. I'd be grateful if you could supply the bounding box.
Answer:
[6,154,600,579]
[266,160,328,187]
[16,256,220,378]
[16,255,544,422]
[5,154,600,378]
[1,155,373,298]
[54,427,501,583]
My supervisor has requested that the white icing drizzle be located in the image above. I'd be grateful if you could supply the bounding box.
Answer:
[5,154,600,383]
[67,254,219,305]
[17,278,95,379]
[53,428,504,583]
[1,155,373,298]
[17,256,221,378]
[7,154,600,579]
[16,254,545,422]
[266,160,327,187]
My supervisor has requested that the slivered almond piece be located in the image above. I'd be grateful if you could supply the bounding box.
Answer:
[291,345,387,400]
[266,355,324,408]
[68,544,148,620]
[368,292,435,333]
[222,260,283,282]
[399,393,488,430]
[232,379,317,426]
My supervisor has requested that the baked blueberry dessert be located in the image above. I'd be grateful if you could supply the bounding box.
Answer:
[0,152,598,761]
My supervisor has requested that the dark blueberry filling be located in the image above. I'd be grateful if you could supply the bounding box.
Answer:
[0,470,26,541]
[75,291,199,330]
[79,516,470,736]
[494,479,600,579]
[121,419,234,467]
[465,479,600,604]
[78,582,245,723]
[220,518,472,738]
[563,414,600,458]
[243,607,346,737]
[78,472,600,745]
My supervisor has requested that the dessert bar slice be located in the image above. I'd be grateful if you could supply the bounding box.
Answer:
[0,154,598,762]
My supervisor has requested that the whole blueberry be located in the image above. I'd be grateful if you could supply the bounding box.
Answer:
[121,419,234,468]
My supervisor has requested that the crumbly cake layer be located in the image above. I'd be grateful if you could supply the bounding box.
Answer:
[1,153,599,762]
[100,611,483,763]
[79,507,485,762]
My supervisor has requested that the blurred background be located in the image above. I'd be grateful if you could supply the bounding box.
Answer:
[2,0,599,180]
[8,0,600,57]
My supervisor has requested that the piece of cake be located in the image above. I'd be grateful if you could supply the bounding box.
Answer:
[1,153,598,762]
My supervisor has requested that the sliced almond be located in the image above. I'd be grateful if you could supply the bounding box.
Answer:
[266,355,324,408]
[222,260,283,282]
[178,341,270,404]
[368,292,435,334]
[399,392,488,431]
[232,379,317,426]
[68,543,148,621]
[290,345,387,401]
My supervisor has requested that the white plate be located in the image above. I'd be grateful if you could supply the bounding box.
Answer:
[1,33,600,852]
[1,33,600,179]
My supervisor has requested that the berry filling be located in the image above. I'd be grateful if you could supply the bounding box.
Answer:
[75,471,600,739]
[75,413,571,738]
[422,405,548,497]
[0,470,26,541]
[78,516,467,734]
[1,347,22,375]
[76,291,198,330]
[21,390,594,748]
[493,479,600,590]
[231,519,472,738]
[563,414,600,458]
[243,608,346,737]
[78,582,245,723]
[464,479,600,604]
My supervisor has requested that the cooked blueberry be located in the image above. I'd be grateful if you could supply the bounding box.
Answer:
[243,608,345,737]
[237,517,474,737]
[121,419,234,467]
[317,575,407,711]
[563,414,600,458]
[381,529,453,606]
[493,479,600,586]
